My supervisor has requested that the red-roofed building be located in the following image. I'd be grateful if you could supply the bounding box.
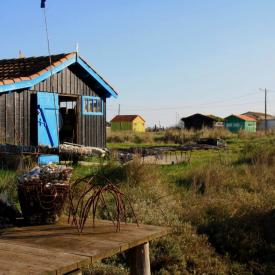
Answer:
[224,114,256,132]
[110,115,145,132]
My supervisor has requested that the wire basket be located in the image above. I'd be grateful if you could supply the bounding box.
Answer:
[18,181,70,225]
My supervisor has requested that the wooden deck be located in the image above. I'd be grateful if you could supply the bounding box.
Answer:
[0,218,170,275]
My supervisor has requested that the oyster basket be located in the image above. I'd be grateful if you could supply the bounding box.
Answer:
[17,165,72,225]
[18,181,70,225]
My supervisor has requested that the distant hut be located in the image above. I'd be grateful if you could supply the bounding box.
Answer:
[224,114,256,132]
[110,115,145,132]
[181,113,216,130]
[242,111,275,130]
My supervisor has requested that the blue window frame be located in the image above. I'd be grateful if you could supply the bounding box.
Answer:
[82,96,103,115]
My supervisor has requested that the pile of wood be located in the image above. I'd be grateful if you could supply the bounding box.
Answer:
[0,143,107,160]
[59,142,107,157]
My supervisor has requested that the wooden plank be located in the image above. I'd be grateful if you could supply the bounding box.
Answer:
[23,92,29,145]
[0,242,90,275]
[6,93,14,144]
[62,67,66,94]
[14,92,20,144]
[66,68,71,95]
[27,91,31,145]
[0,94,6,143]
[19,91,24,144]
[0,219,170,264]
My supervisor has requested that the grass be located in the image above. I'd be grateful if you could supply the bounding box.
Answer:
[0,170,17,204]
[1,129,275,274]
[86,132,275,274]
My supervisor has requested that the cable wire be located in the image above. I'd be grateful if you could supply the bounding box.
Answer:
[42,4,60,146]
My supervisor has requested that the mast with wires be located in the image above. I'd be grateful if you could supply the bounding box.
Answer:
[40,0,60,145]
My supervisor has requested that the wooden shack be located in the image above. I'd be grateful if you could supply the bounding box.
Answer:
[0,52,118,161]
[224,114,256,132]
[181,113,216,130]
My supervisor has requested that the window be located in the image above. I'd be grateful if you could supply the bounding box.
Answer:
[82,96,103,115]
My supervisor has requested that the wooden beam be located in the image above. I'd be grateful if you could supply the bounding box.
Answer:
[129,242,151,275]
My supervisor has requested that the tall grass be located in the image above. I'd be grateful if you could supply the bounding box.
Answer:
[85,158,230,274]
[0,170,17,204]
[85,137,275,274]
[176,140,275,274]
[107,128,275,147]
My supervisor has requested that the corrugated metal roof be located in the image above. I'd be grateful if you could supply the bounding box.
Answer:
[110,115,145,122]
[242,111,275,121]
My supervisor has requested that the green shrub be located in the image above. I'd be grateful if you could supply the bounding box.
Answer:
[0,170,17,204]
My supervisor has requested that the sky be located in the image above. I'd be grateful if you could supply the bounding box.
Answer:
[1,0,275,126]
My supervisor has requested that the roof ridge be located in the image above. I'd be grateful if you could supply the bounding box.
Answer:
[0,52,75,62]
[0,52,76,84]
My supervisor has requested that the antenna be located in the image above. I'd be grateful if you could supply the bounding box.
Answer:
[76,43,79,54]
[18,50,25,58]
[118,104,121,115]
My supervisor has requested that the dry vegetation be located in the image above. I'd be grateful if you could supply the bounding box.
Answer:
[84,135,275,274]
[107,127,275,146]
[1,130,275,274]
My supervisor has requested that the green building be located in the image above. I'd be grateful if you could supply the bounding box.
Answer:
[224,114,256,132]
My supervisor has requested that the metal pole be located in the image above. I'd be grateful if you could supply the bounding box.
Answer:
[265,88,267,133]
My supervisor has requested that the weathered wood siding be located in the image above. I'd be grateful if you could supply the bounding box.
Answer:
[0,66,106,147]
[0,90,30,145]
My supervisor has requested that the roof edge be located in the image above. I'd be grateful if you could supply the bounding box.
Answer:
[110,115,145,122]
[0,52,118,98]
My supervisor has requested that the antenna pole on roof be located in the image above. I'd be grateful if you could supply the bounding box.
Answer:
[118,104,121,115]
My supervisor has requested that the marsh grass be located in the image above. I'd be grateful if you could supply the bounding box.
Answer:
[0,170,17,203]
[86,136,275,274]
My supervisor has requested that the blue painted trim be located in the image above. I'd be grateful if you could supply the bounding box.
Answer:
[37,105,55,147]
[82,96,104,116]
[77,58,118,98]
[0,58,76,93]
[0,55,118,98]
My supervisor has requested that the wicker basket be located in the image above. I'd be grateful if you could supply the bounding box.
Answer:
[18,181,70,225]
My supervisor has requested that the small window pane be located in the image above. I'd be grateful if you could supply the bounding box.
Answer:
[83,96,103,115]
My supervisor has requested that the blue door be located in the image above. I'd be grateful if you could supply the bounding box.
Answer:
[37,92,59,164]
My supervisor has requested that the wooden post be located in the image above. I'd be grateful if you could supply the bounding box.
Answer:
[129,242,151,275]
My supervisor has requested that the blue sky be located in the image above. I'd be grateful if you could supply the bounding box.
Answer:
[1,0,275,126]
